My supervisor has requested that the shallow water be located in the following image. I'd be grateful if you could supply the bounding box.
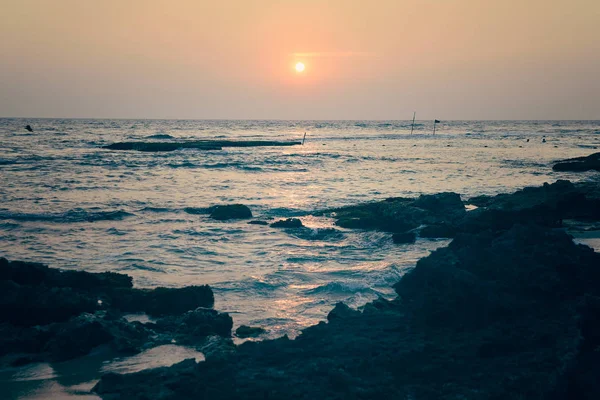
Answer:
[1,119,599,398]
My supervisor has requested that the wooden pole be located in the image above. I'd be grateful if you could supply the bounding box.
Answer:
[433,120,437,135]
[410,112,416,135]
[302,132,307,145]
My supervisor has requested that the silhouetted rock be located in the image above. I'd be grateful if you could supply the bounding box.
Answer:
[247,220,269,225]
[270,218,304,228]
[151,308,233,341]
[553,152,600,172]
[419,223,457,238]
[326,302,360,322]
[208,204,252,220]
[102,140,301,152]
[110,286,214,317]
[235,325,266,338]
[0,258,223,364]
[25,125,33,132]
[391,231,416,244]
[317,192,465,233]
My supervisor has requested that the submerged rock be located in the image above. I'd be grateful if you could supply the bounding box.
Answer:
[270,218,304,228]
[208,204,252,220]
[391,231,416,244]
[247,220,269,225]
[235,325,266,338]
[553,152,600,172]
[102,140,301,152]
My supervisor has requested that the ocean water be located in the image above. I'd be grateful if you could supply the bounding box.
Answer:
[1,118,599,398]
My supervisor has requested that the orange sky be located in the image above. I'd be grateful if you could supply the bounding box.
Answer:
[1,0,599,119]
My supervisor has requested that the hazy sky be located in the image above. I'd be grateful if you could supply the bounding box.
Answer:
[1,0,599,120]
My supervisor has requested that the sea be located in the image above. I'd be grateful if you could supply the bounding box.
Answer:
[0,118,599,399]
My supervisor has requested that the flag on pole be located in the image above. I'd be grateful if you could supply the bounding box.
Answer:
[434,119,440,123]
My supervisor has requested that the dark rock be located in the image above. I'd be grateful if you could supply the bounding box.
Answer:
[553,152,600,172]
[102,140,301,152]
[391,232,416,244]
[317,192,465,233]
[270,218,304,228]
[25,125,33,132]
[235,325,266,338]
[208,204,252,220]
[247,220,269,225]
[419,223,457,238]
[152,308,233,341]
[110,286,214,317]
[326,302,360,322]
[0,258,222,365]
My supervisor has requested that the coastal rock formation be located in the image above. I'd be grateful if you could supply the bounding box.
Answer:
[235,325,266,338]
[391,231,416,244]
[102,140,301,152]
[208,204,252,220]
[318,192,465,234]
[93,222,600,399]
[553,152,600,172]
[270,218,304,228]
[0,258,227,365]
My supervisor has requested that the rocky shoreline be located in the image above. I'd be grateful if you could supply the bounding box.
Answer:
[2,179,600,399]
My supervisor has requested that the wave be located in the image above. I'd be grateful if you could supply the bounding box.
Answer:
[0,208,134,223]
[303,281,381,295]
[291,227,345,241]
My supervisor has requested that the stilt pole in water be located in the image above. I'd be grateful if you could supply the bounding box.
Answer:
[410,112,416,135]
[433,119,439,135]
[302,132,307,145]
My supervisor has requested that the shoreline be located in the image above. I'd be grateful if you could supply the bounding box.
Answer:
[1,179,600,398]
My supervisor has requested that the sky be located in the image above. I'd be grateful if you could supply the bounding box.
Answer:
[1,0,599,120]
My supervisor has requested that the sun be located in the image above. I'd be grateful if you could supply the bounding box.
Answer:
[295,62,305,73]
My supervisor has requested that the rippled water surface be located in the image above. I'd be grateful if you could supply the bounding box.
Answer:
[1,118,599,397]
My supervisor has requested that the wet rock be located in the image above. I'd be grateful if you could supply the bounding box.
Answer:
[318,192,465,233]
[326,302,360,322]
[151,308,233,341]
[270,218,304,228]
[102,140,301,152]
[553,152,600,172]
[208,204,252,220]
[110,286,214,317]
[247,220,269,225]
[391,231,416,244]
[25,125,33,132]
[0,258,221,365]
[235,325,266,338]
[419,223,457,238]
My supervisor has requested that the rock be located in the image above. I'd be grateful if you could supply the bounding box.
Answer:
[25,125,33,132]
[553,152,600,172]
[152,308,233,341]
[208,204,252,220]
[270,218,304,228]
[247,220,269,225]
[317,192,465,233]
[235,325,266,338]
[419,223,457,238]
[110,286,214,317]
[391,232,416,244]
[326,302,360,322]
[102,140,301,152]
[0,258,222,365]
